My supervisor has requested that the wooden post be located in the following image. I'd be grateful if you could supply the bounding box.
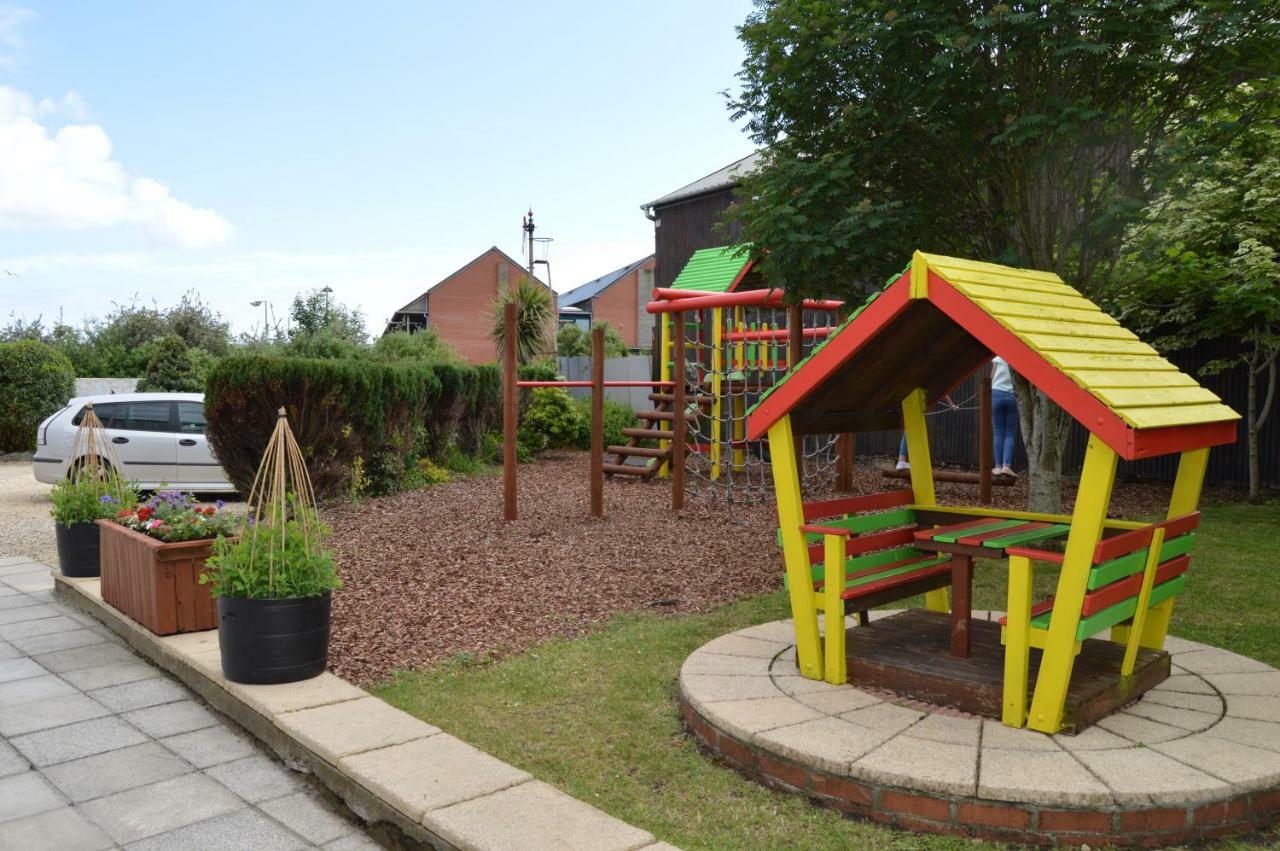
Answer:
[672,310,686,511]
[836,433,855,492]
[590,326,604,518]
[502,302,518,522]
[979,362,993,505]
[787,303,805,480]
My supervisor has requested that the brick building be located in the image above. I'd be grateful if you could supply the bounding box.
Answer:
[385,247,547,364]
[555,255,656,349]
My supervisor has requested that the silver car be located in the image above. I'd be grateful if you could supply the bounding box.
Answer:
[32,392,235,492]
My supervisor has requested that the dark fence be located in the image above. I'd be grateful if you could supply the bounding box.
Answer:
[853,338,1274,490]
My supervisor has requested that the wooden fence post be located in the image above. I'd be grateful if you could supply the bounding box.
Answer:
[672,310,686,511]
[503,302,518,522]
[979,361,993,506]
[590,326,604,517]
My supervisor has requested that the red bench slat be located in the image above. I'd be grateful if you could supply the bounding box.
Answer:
[1092,512,1201,563]
[802,490,913,522]
[957,522,1048,546]
[1000,555,1192,625]
[841,560,952,602]
[807,527,916,564]
[913,517,995,542]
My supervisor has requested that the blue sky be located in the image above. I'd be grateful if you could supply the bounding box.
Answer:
[0,1,756,335]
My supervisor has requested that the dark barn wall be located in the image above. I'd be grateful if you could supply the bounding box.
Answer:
[652,189,742,289]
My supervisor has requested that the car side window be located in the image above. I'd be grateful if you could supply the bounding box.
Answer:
[177,402,207,435]
[73,402,123,428]
[121,401,174,433]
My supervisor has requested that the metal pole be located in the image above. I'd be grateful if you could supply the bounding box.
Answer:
[979,361,993,505]
[503,302,518,521]
[590,326,604,517]
[672,310,686,511]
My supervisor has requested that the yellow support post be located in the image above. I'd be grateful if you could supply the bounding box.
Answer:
[1121,528,1165,677]
[710,308,722,481]
[657,313,672,478]
[768,415,823,679]
[901,388,948,612]
[733,309,746,472]
[1026,435,1119,734]
[823,533,847,685]
[1002,554,1034,727]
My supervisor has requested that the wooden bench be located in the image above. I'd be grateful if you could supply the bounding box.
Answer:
[786,490,953,684]
[999,512,1200,726]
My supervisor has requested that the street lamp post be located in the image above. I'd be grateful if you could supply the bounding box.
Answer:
[250,300,270,341]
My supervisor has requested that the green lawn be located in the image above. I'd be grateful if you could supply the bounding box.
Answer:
[374,502,1280,850]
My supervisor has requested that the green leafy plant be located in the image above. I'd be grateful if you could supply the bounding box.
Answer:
[113,490,235,543]
[573,398,639,450]
[557,322,629,358]
[0,340,75,452]
[204,510,341,599]
[519,387,585,453]
[50,477,138,528]
[137,334,205,392]
[491,277,553,365]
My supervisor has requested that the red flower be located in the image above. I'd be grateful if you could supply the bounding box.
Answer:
[136,507,153,521]
[116,509,134,520]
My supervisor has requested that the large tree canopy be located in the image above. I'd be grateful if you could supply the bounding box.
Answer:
[729,0,1277,510]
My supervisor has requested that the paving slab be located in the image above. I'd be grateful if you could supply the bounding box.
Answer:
[0,693,110,736]
[692,696,823,741]
[42,741,192,803]
[32,641,135,673]
[160,724,258,768]
[840,701,925,735]
[341,734,531,820]
[793,686,882,715]
[10,715,149,767]
[78,773,243,845]
[0,657,45,683]
[1223,693,1280,723]
[59,659,163,691]
[1154,732,1280,788]
[0,806,114,851]
[0,604,62,626]
[205,753,308,803]
[0,673,76,708]
[124,698,221,738]
[698,633,787,659]
[10,627,106,655]
[0,614,81,640]
[977,747,1113,805]
[276,696,439,762]
[1072,746,1230,804]
[0,770,65,822]
[982,717,1061,751]
[226,671,367,716]
[124,808,311,851]
[682,673,784,706]
[854,734,978,796]
[259,790,360,845]
[427,780,654,851]
[680,652,774,677]
[89,675,189,713]
[0,738,27,778]
[756,717,894,774]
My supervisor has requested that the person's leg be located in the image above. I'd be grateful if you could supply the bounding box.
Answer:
[996,391,1018,472]
[897,433,910,469]
[991,393,1008,473]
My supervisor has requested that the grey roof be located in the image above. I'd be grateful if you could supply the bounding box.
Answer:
[642,151,762,210]
[557,254,654,310]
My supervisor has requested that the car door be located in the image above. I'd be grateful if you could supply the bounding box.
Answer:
[175,401,231,488]
[105,400,179,486]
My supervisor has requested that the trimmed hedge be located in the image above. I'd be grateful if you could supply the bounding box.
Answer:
[0,340,75,452]
[204,356,500,499]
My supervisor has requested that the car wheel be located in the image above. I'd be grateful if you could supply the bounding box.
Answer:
[71,455,116,484]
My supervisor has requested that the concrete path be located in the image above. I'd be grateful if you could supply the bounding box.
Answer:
[0,555,381,851]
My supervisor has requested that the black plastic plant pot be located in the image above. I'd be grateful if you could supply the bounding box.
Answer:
[217,592,331,685]
[55,521,101,578]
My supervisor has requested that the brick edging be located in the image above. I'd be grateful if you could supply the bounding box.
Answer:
[680,696,1280,847]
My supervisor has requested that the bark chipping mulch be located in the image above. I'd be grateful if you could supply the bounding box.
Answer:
[323,451,1226,685]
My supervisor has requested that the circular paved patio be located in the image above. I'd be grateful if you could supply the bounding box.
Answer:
[679,612,1280,847]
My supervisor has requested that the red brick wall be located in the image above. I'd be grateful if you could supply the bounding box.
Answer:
[429,251,532,364]
[591,257,656,348]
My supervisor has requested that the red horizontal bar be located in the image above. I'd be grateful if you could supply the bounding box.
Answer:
[725,326,835,343]
[647,289,843,313]
[515,381,676,388]
[801,490,913,522]
[1092,512,1201,564]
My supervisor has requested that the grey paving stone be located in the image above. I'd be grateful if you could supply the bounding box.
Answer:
[60,659,163,691]
[682,673,783,706]
[78,773,242,845]
[89,676,189,713]
[10,716,148,767]
[43,742,193,803]
[0,771,65,822]
[3,571,54,593]
[0,603,62,626]
[0,614,83,641]
[32,641,134,673]
[0,556,40,568]
[982,718,1061,751]
[907,713,981,746]
[841,701,925,735]
[0,595,44,612]
[259,790,357,845]
[323,834,383,851]
[0,640,19,660]
[160,724,257,768]
[275,697,438,762]
[854,734,978,796]
[1142,689,1225,715]
[0,693,111,736]
[1175,648,1272,676]
[0,738,28,778]
[123,808,311,851]
[10,628,105,656]
[124,699,220,738]
[1095,711,1188,744]
[0,657,45,683]
[204,753,305,803]
[1123,700,1219,731]
[1224,694,1280,723]
[1204,671,1280,696]
[793,687,882,715]
[1154,733,1280,788]
[1156,672,1217,695]
[1072,746,1231,804]
[755,717,894,774]
[693,696,822,742]
[0,673,77,708]
[1204,717,1280,754]
[680,652,774,677]
[977,746,1113,805]
[0,805,114,851]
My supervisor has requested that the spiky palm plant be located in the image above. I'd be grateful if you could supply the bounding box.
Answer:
[491,276,552,365]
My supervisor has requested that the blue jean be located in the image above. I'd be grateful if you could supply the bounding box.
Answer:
[899,434,908,458]
[992,389,1018,467]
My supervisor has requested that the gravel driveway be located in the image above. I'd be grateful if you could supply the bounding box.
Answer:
[0,462,55,565]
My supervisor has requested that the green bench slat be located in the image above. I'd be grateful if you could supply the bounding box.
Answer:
[843,555,952,591]
[1087,533,1197,590]
[779,508,918,548]
[932,519,1024,543]
[810,545,921,584]
[1028,575,1187,637]
[983,524,1071,549]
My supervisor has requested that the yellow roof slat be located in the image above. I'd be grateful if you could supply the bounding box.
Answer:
[955,283,1099,311]
[1117,403,1241,429]
[972,297,1120,326]
[1048,352,1181,372]
[921,253,1064,284]
[999,316,1138,340]
[1067,370,1199,389]
[937,267,1081,297]
[1093,387,1224,409]
[1019,334,1158,356]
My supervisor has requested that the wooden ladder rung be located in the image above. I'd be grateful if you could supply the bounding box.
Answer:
[648,392,715,405]
[602,462,655,477]
[607,445,667,458]
[620,427,671,440]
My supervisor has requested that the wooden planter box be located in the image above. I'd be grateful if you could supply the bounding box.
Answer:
[97,519,220,635]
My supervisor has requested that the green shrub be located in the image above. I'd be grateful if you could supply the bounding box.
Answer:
[371,330,460,364]
[204,509,341,599]
[519,387,585,453]
[0,340,75,452]
[137,334,204,392]
[573,398,639,449]
[49,477,138,527]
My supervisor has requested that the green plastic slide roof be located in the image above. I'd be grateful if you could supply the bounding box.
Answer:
[670,244,754,293]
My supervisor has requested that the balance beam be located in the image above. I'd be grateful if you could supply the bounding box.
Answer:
[882,468,1016,486]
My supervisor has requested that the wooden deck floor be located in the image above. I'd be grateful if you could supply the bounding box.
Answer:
[846,609,1170,734]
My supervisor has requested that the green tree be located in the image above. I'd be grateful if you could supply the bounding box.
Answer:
[289,289,368,346]
[556,322,629,359]
[1112,85,1280,502]
[137,334,205,393]
[491,277,552,365]
[0,340,75,452]
[371,329,460,364]
[729,0,1277,511]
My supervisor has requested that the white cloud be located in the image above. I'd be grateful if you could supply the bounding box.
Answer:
[0,85,232,248]
[0,6,33,70]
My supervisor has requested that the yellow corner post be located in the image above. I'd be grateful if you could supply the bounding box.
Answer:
[657,312,672,477]
[1002,554,1034,727]
[1026,435,1119,733]
[823,533,847,685]
[910,250,930,299]
[710,307,722,481]
[768,415,823,679]
[901,388,948,612]
[1121,528,1165,677]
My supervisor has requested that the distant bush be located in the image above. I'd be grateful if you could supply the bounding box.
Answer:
[573,398,639,450]
[204,356,501,499]
[0,340,75,452]
[137,335,204,392]
[519,387,584,453]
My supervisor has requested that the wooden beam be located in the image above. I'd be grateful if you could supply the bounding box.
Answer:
[590,326,604,518]
[502,302,518,522]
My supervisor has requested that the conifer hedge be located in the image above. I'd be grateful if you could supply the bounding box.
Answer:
[204,356,500,498]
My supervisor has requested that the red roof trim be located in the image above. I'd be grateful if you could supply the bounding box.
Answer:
[726,258,755,293]
[746,272,912,439]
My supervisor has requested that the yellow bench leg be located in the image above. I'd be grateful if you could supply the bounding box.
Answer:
[901,387,949,613]
[823,534,847,685]
[1121,528,1165,677]
[769,416,823,679]
[1003,555,1033,727]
